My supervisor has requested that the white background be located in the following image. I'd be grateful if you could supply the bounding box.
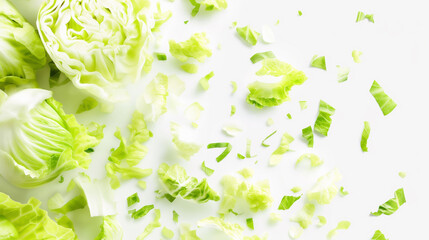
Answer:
[3,0,429,239]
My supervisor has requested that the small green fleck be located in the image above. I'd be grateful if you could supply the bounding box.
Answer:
[246,218,254,230]
[230,105,236,116]
[162,227,174,239]
[298,10,302,16]
[199,71,215,90]
[59,176,64,183]
[291,186,301,193]
[287,113,292,119]
[310,55,326,70]
[155,52,167,61]
[181,63,199,73]
[398,172,406,178]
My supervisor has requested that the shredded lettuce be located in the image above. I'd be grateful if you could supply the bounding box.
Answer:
[269,132,294,166]
[158,163,220,203]
[181,63,199,74]
[129,205,154,219]
[222,125,242,137]
[288,225,303,239]
[173,210,180,223]
[155,52,167,61]
[356,11,374,23]
[371,230,387,240]
[398,172,406,178]
[199,71,215,90]
[162,227,174,239]
[337,65,350,83]
[76,97,98,114]
[361,121,371,152]
[299,101,307,110]
[295,153,323,167]
[189,0,227,17]
[0,192,77,239]
[371,188,406,216]
[246,218,254,230]
[247,59,307,108]
[278,195,301,210]
[127,193,140,207]
[261,130,277,147]
[314,100,336,136]
[207,142,232,162]
[307,168,342,204]
[231,81,238,94]
[250,51,276,64]
[201,161,215,176]
[180,224,200,240]
[369,80,397,116]
[317,216,327,227]
[236,26,260,46]
[291,186,302,193]
[95,216,124,240]
[152,2,172,32]
[185,102,204,127]
[327,220,350,239]
[38,0,154,103]
[301,126,314,147]
[170,122,202,161]
[310,55,327,70]
[290,203,315,229]
[237,168,254,179]
[136,209,161,239]
[169,33,212,62]
[339,186,349,196]
[352,50,362,63]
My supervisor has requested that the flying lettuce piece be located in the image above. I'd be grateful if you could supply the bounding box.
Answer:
[181,63,199,73]
[314,100,335,136]
[201,161,214,176]
[247,59,307,108]
[162,227,174,239]
[169,33,212,62]
[180,224,200,240]
[356,11,374,23]
[295,153,323,168]
[189,0,227,17]
[185,102,204,127]
[0,192,77,239]
[170,122,202,160]
[299,101,307,110]
[136,209,161,240]
[152,2,172,32]
[237,168,254,179]
[250,51,276,64]
[371,230,387,240]
[290,203,315,229]
[127,193,140,207]
[129,205,154,219]
[38,0,155,103]
[371,188,406,216]
[198,217,266,240]
[361,121,370,152]
[339,186,349,196]
[230,81,238,94]
[369,81,397,116]
[327,220,350,239]
[236,26,260,46]
[95,216,124,240]
[261,25,275,43]
[0,0,46,91]
[48,193,86,215]
[269,132,294,166]
[398,172,406,178]
[310,55,326,70]
[219,175,273,214]
[317,216,327,227]
[222,125,242,137]
[307,168,342,204]
[246,218,254,230]
[76,97,98,114]
[288,225,303,239]
[301,126,314,147]
[278,195,301,210]
[337,65,350,83]
[352,50,362,63]
[199,71,215,90]
[158,163,220,203]
[137,73,168,122]
[261,130,277,147]
[207,142,232,162]
[0,89,99,188]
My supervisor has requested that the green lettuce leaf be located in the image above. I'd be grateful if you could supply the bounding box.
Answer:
[371,230,387,240]
[0,89,99,188]
[310,55,326,70]
[250,51,276,64]
[301,126,314,147]
[95,216,123,240]
[371,188,406,216]
[356,11,374,23]
[207,142,232,162]
[158,163,220,203]
[269,132,294,166]
[290,203,315,229]
[327,220,351,239]
[307,168,342,204]
[169,33,212,62]
[295,153,323,168]
[162,227,174,239]
[314,100,335,136]
[236,26,260,46]
[170,122,202,160]
[361,121,370,152]
[278,195,301,210]
[136,209,161,240]
[369,80,397,116]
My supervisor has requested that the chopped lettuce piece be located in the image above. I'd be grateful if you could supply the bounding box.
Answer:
[327,220,351,239]
[158,163,220,203]
[261,25,275,43]
[185,102,204,127]
[361,121,371,152]
[237,153,246,159]
[173,210,179,223]
[278,195,301,210]
[290,203,315,229]
[298,10,303,16]
[314,100,336,136]
[136,209,161,240]
[269,212,282,223]
[162,227,174,239]
[129,205,154,219]
[371,188,406,216]
[299,101,307,110]
[231,81,238,94]
[201,161,215,176]
[48,193,86,215]
[59,176,65,183]
[38,0,154,103]
[288,225,303,239]
[352,50,362,63]
[317,216,327,227]
[230,105,237,116]
[246,139,256,158]
[269,132,294,166]
[169,33,212,62]
[337,65,350,83]
[128,111,153,144]
[87,121,106,141]
[188,0,227,16]
[155,53,167,61]
[287,113,292,119]
[0,89,100,188]
[261,130,277,147]
[398,172,406,178]
[0,192,77,239]
[356,11,374,23]
[222,125,242,137]
[138,180,147,190]
[266,118,274,126]
[181,63,199,73]
[369,81,397,116]
[246,218,254,230]
[250,51,276,63]
[199,71,215,90]
[152,2,172,32]
[207,142,232,162]
[95,216,124,240]
[76,97,98,114]
[236,26,260,46]
[371,230,387,240]
[198,217,263,239]
[310,55,327,70]
[339,187,349,196]
[220,175,273,213]
[127,193,140,207]
[296,153,323,168]
[0,0,46,91]
[55,215,75,230]
[291,186,302,193]
[237,168,254,179]
[247,59,307,108]
[180,224,200,240]
[301,126,314,147]
[170,122,202,160]
[137,73,169,122]
[307,168,342,204]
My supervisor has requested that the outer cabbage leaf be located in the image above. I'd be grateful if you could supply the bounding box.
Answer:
[169,33,212,62]
[0,0,46,91]
[0,89,99,188]
[158,163,220,203]
[0,192,77,239]
[307,168,342,204]
[38,0,155,103]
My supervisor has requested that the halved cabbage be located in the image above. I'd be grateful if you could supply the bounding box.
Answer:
[37,0,155,103]
[0,89,99,188]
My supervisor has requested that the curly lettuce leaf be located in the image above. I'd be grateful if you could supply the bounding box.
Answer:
[169,33,212,62]
[369,80,397,116]
[371,188,406,216]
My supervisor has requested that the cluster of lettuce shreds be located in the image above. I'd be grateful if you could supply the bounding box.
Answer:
[0,0,405,239]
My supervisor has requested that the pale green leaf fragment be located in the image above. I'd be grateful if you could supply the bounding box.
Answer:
[236,26,260,46]
[337,65,350,83]
[371,230,388,240]
[361,121,371,152]
[231,81,238,94]
[95,216,124,240]
[201,161,215,176]
[369,81,397,116]
[302,126,314,147]
[317,216,327,227]
[250,51,276,63]
[307,168,342,204]
[137,73,169,122]
[371,188,406,216]
[290,203,315,229]
[170,122,201,161]
[173,211,179,223]
[246,218,254,230]
[76,97,98,114]
[169,33,212,62]
[237,168,254,179]
[136,209,161,240]
[181,64,199,73]
[398,172,406,178]
[199,71,215,90]
[288,225,303,239]
[230,105,236,116]
[295,153,323,168]
[162,227,174,239]
[356,11,374,23]
[352,50,362,63]
[189,0,227,16]
[266,118,274,126]
[327,220,351,239]
[152,2,172,32]
[299,101,307,110]
[269,132,294,166]
[138,180,147,190]
[48,194,86,215]
[269,212,282,223]
[246,139,255,158]
[185,102,204,126]
[310,55,326,70]
[222,125,242,137]
[198,217,245,239]
[339,186,349,196]
[261,130,277,147]
[291,186,302,193]
[278,195,301,210]
[314,100,335,136]
[180,224,200,240]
